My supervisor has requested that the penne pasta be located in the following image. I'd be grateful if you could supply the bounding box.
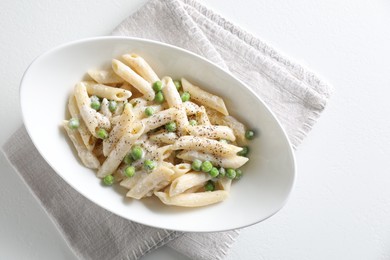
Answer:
[182,101,200,116]
[196,106,211,125]
[162,77,182,108]
[122,54,160,83]
[102,103,134,156]
[149,131,178,144]
[217,178,232,192]
[112,59,155,101]
[175,105,189,136]
[169,172,212,197]
[120,171,148,190]
[88,69,124,84]
[127,164,175,199]
[170,163,192,180]
[172,136,243,157]
[206,109,248,146]
[154,190,228,207]
[142,107,176,133]
[74,82,111,137]
[100,98,112,118]
[186,125,236,141]
[68,95,95,151]
[176,150,248,169]
[181,78,229,116]
[85,82,132,101]
[63,120,100,169]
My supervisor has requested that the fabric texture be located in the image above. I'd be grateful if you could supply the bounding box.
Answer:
[2,0,332,259]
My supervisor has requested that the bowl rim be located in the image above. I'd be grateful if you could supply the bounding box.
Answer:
[20,36,297,232]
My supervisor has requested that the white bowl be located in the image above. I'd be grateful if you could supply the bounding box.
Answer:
[20,37,296,232]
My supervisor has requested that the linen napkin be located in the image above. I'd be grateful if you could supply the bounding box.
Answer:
[2,0,332,259]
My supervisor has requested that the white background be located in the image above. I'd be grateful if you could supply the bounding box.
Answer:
[1,0,390,259]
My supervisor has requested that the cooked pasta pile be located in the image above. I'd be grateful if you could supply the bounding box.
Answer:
[63,53,254,207]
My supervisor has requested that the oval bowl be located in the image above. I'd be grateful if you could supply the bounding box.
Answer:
[20,37,296,232]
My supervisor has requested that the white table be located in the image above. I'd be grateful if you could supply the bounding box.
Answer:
[1,0,390,259]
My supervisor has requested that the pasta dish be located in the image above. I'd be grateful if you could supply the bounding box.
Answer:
[63,53,254,207]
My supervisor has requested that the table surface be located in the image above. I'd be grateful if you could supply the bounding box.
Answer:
[1,0,390,259]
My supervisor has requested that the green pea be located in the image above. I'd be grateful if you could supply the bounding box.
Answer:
[204,180,215,191]
[181,91,190,102]
[237,146,249,157]
[218,167,226,178]
[209,167,219,178]
[123,153,133,165]
[103,174,114,185]
[235,169,243,180]
[201,161,213,173]
[154,91,164,103]
[96,128,108,139]
[191,159,202,171]
[90,96,101,110]
[68,118,79,129]
[245,130,255,140]
[144,159,156,171]
[124,166,136,178]
[226,168,236,179]
[108,100,117,112]
[153,81,163,92]
[131,145,144,160]
[91,101,101,110]
[144,107,154,117]
[173,80,182,90]
[189,119,197,126]
[165,122,177,132]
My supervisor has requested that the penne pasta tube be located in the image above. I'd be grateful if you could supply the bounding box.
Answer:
[142,107,176,133]
[175,105,189,136]
[217,178,232,192]
[186,125,236,141]
[181,78,229,116]
[162,77,182,108]
[63,121,100,169]
[85,82,132,101]
[127,164,175,199]
[172,136,243,157]
[154,190,228,207]
[88,69,124,84]
[183,184,203,194]
[103,103,134,156]
[122,54,160,83]
[170,163,192,180]
[120,171,148,190]
[176,150,249,169]
[112,59,155,101]
[100,98,112,118]
[169,172,212,197]
[182,101,200,116]
[97,121,145,178]
[153,145,174,162]
[196,106,211,125]
[149,131,178,144]
[74,82,111,136]
[68,95,95,151]
[207,109,248,146]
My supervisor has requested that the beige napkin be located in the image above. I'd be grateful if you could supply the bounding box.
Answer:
[2,0,332,259]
